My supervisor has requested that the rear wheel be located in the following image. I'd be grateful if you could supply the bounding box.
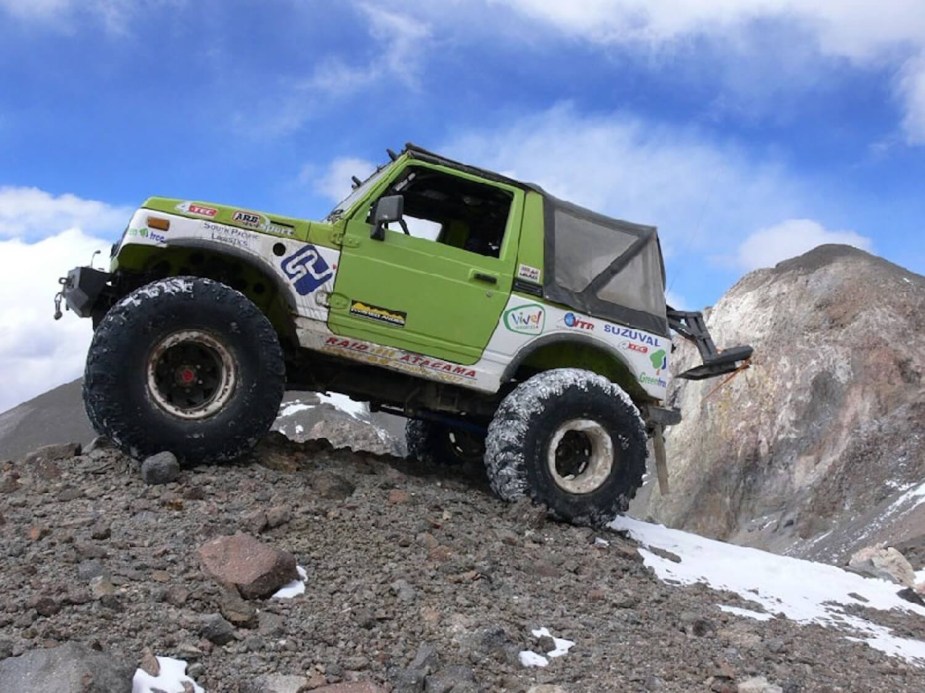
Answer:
[484,368,647,526]
[83,277,285,463]
[406,419,486,466]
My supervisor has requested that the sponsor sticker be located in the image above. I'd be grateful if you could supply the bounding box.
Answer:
[176,201,218,217]
[503,304,545,335]
[639,373,668,389]
[517,263,541,283]
[126,227,167,244]
[203,221,255,250]
[649,348,667,373]
[349,300,406,327]
[231,210,295,237]
[621,341,648,354]
[281,244,334,295]
[603,323,662,347]
[562,312,594,331]
[266,220,295,237]
[323,337,477,380]
[232,210,263,227]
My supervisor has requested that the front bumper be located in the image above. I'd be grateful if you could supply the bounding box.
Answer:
[56,266,111,318]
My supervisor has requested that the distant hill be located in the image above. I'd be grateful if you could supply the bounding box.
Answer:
[0,379,407,462]
[0,379,95,461]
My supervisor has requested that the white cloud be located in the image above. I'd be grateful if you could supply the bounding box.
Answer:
[389,0,925,143]
[308,4,431,96]
[898,54,925,144]
[735,218,873,271]
[0,229,110,413]
[0,187,128,412]
[307,157,377,204]
[237,4,431,136]
[0,0,182,34]
[493,1,925,59]
[444,104,800,255]
[0,186,131,239]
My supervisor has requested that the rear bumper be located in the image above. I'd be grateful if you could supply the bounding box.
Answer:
[61,266,110,317]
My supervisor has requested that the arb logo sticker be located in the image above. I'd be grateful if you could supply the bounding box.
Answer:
[503,304,545,335]
[281,245,334,295]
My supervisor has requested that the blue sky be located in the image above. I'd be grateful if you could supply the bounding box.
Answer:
[1,0,924,412]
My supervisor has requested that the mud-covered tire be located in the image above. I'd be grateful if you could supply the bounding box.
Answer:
[83,277,285,464]
[405,419,486,466]
[484,368,647,526]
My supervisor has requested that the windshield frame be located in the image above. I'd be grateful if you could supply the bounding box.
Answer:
[324,162,394,222]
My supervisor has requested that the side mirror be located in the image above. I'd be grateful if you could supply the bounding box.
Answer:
[371,195,404,240]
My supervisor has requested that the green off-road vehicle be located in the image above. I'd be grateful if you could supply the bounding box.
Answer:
[56,144,751,525]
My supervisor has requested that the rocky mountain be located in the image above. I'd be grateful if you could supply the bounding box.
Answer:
[0,380,96,462]
[638,245,925,564]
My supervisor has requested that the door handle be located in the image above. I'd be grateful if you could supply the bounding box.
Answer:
[470,270,498,285]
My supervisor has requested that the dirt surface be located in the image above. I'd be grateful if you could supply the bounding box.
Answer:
[2,433,924,692]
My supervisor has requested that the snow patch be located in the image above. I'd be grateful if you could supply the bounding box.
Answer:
[610,516,925,664]
[519,626,575,668]
[279,402,313,417]
[132,656,203,693]
[532,627,575,657]
[272,565,307,599]
[518,650,548,667]
[318,392,368,418]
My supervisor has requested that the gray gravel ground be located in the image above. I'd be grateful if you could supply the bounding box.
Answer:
[1,433,924,692]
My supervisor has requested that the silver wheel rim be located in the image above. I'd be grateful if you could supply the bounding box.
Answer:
[146,330,237,420]
[546,419,614,494]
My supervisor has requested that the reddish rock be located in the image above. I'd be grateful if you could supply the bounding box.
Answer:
[315,684,387,693]
[26,525,50,542]
[197,533,298,600]
[387,489,410,505]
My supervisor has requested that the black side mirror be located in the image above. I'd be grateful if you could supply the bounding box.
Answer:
[371,195,404,240]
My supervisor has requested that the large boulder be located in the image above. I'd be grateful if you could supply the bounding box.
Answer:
[0,642,134,692]
[198,533,298,599]
[637,245,925,563]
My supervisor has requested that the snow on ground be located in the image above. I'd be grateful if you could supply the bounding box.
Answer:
[278,394,368,422]
[518,627,575,668]
[133,656,203,693]
[273,565,308,599]
[317,393,368,418]
[610,516,925,664]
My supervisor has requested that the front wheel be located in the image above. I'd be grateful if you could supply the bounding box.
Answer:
[484,368,647,526]
[83,277,285,463]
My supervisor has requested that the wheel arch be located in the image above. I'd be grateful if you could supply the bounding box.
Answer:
[115,240,299,346]
[502,334,648,401]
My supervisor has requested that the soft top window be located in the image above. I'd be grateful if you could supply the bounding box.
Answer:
[543,199,667,337]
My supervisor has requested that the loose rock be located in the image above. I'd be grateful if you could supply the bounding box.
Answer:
[141,451,181,485]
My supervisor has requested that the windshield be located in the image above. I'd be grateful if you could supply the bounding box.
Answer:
[324,163,393,222]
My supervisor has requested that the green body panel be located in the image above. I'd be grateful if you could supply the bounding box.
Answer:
[514,191,546,288]
[140,197,318,244]
[329,162,525,364]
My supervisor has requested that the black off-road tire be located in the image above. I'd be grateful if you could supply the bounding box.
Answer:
[405,419,486,466]
[83,277,285,464]
[484,368,647,526]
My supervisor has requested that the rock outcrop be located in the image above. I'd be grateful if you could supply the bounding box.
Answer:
[640,245,925,563]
